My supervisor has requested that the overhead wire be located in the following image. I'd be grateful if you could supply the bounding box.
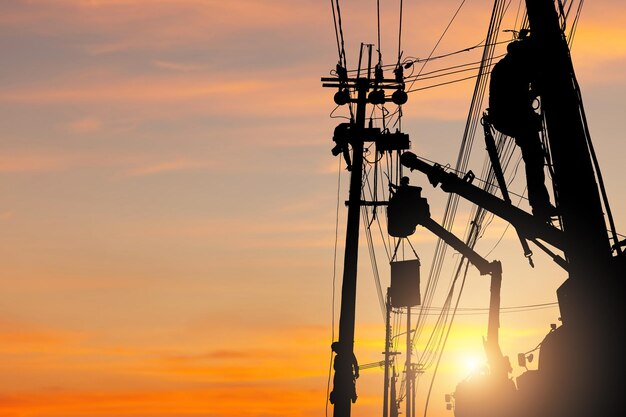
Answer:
[409,0,476,355]
[568,0,584,49]
[405,55,504,81]
[323,0,561,413]
[363,164,390,320]
[363,205,388,321]
[413,2,510,415]
[377,0,381,59]
[398,0,404,64]
[571,70,621,253]
[423,260,470,417]
[335,0,347,67]
[406,0,468,93]
[414,300,559,312]
[326,156,343,417]
[330,0,342,63]
[407,74,483,93]
[343,39,510,74]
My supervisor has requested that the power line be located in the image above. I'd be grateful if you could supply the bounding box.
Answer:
[325,156,342,417]
[398,0,404,64]
[330,0,342,62]
[406,0,468,92]
[335,0,347,67]
[408,301,559,312]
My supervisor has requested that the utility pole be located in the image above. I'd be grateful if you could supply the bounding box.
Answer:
[383,290,392,417]
[525,0,610,272]
[332,76,368,417]
[522,1,620,416]
[322,44,410,417]
[405,306,411,417]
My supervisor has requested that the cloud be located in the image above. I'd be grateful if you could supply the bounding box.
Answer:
[0,77,260,103]
[0,152,79,173]
[0,149,131,173]
[163,349,258,362]
[0,211,15,220]
[0,318,80,353]
[153,60,207,72]
[0,384,325,417]
[119,157,216,177]
[67,117,103,134]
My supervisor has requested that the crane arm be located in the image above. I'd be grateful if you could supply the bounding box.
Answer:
[418,215,509,379]
[420,217,494,276]
[400,151,566,251]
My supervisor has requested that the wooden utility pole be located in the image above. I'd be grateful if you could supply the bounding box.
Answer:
[322,44,410,417]
[332,76,368,417]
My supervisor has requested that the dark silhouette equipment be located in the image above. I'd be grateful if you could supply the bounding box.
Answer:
[330,342,360,405]
[400,2,625,416]
[321,43,412,417]
[488,37,556,222]
[320,2,625,417]
[389,259,421,308]
[387,189,515,417]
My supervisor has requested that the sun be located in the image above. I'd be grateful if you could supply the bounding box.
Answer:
[464,356,482,375]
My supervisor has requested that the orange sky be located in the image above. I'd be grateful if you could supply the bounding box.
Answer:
[1,1,626,417]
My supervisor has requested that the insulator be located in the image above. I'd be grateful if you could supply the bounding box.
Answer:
[375,65,384,82]
[334,89,351,106]
[368,89,385,105]
[394,66,404,82]
[392,89,408,105]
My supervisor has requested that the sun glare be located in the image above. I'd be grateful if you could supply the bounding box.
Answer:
[464,357,481,375]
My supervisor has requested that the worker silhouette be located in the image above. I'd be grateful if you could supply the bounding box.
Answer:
[332,122,353,171]
[389,175,410,194]
[488,38,556,222]
[329,341,359,404]
[388,176,429,237]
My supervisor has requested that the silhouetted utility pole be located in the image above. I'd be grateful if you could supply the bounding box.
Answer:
[523,1,619,416]
[334,75,367,417]
[383,290,392,417]
[405,306,411,417]
[322,44,410,417]
[526,0,610,267]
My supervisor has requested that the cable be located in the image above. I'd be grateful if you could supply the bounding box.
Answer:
[407,74,481,93]
[404,40,509,67]
[413,1,510,414]
[362,204,387,320]
[568,0,584,49]
[423,260,470,417]
[405,55,504,81]
[406,0,468,93]
[335,0,347,67]
[343,39,510,74]
[572,69,621,253]
[484,186,528,257]
[330,0,342,62]
[406,61,498,85]
[412,301,558,312]
[377,0,381,61]
[325,156,342,417]
[398,0,404,64]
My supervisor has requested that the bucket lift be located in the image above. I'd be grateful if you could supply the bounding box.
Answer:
[387,179,516,417]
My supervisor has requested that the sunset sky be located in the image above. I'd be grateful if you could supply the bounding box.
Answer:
[1,1,625,416]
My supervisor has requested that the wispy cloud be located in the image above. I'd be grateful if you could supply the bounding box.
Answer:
[66,117,103,134]
[120,157,216,177]
[153,60,208,72]
[0,318,81,353]
[0,153,79,173]
[0,211,15,220]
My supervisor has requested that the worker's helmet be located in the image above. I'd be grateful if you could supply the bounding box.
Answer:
[506,40,521,54]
